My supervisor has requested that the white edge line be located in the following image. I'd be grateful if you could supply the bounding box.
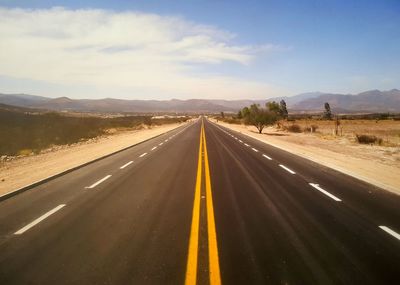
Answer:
[379,226,400,241]
[139,152,148,158]
[263,154,272,160]
[85,175,112,189]
[151,146,157,151]
[309,183,342,202]
[279,164,296,174]
[120,161,133,169]
[14,204,66,235]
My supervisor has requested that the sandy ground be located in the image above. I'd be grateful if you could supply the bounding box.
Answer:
[0,122,186,196]
[212,120,400,195]
[280,119,400,146]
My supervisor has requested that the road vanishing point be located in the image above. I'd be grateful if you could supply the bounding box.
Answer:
[0,117,399,284]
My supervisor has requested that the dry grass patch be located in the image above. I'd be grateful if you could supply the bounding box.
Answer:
[279,119,400,146]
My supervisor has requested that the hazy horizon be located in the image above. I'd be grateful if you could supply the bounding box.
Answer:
[0,1,399,100]
[2,88,400,102]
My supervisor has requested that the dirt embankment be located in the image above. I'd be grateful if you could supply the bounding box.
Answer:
[0,123,186,196]
[212,120,400,195]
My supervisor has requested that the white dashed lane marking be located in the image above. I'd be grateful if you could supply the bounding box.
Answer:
[85,175,112,189]
[263,154,272,160]
[309,183,341,202]
[120,161,133,169]
[279,164,296,174]
[379,226,400,241]
[14,204,66,235]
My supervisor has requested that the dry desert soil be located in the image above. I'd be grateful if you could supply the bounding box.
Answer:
[213,119,400,195]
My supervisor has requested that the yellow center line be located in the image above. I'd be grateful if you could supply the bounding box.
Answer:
[185,123,203,285]
[203,122,222,285]
[185,119,222,285]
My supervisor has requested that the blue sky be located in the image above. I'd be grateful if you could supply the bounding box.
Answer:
[0,0,399,99]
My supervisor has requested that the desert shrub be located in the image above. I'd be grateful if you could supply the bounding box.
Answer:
[0,111,106,155]
[18,149,33,156]
[287,124,302,133]
[106,116,150,128]
[0,108,188,156]
[151,116,189,125]
[355,134,383,145]
[311,124,318,132]
[304,124,318,132]
[224,117,241,124]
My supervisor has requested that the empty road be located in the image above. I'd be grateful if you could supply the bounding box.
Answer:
[0,118,399,284]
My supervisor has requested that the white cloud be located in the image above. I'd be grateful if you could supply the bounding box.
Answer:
[0,7,288,99]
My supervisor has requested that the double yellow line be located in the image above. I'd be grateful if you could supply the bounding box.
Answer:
[185,120,221,285]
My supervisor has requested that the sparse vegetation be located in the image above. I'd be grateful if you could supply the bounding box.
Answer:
[223,117,242,124]
[355,134,383,145]
[334,116,341,136]
[214,104,399,147]
[285,124,302,133]
[310,124,319,132]
[277,118,399,146]
[0,108,188,156]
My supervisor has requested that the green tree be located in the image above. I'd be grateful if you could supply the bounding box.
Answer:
[324,102,332,120]
[243,104,278,133]
[279,100,288,119]
[266,101,280,113]
[241,106,250,118]
[220,111,225,118]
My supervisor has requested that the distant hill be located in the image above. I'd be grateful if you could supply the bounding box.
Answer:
[0,103,42,113]
[0,93,49,107]
[291,89,400,113]
[0,94,251,113]
[0,89,399,113]
[266,92,326,106]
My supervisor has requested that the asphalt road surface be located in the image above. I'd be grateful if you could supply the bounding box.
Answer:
[0,118,399,285]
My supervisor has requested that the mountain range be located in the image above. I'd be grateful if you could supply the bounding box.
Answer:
[0,89,399,113]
